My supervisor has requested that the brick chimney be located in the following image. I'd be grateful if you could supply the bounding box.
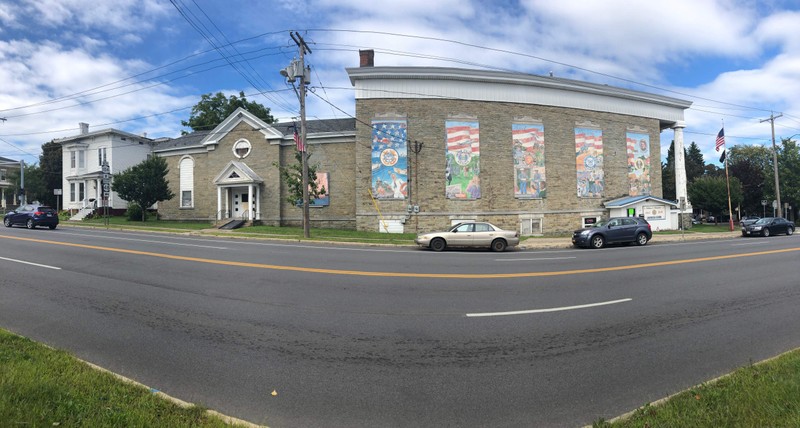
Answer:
[359,49,374,67]
[79,122,89,134]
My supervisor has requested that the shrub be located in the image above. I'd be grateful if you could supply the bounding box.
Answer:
[126,203,145,221]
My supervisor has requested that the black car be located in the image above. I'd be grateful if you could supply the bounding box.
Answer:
[3,204,59,229]
[741,217,794,237]
[572,217,652,249]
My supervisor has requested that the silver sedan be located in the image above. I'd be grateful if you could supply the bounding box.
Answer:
[415,221,520,252]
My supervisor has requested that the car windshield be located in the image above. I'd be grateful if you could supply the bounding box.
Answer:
[593,220,608,228]
[755,218,773,224]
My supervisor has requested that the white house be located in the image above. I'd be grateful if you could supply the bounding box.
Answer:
[0,155,20,209]
[604,195,680,231]
[56,123,155,215]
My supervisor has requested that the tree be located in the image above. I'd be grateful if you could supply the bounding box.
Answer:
[778,138,800,218]
[661,140,676,201]
[111,156,174,221]
[688,176,743,222]
[181,91,275,134]
[685,141,705,183]
[7,163,46,204]
[38,140,62,208]
[728,157,764,216]
[274,151,326,207]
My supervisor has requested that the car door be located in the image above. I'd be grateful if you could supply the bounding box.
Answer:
[620,218,639,241]
[448,223,474,246]
[12,205,31,224]
[604,218,624,243]
[472,222,495,247]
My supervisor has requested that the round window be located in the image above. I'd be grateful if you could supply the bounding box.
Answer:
[233,139,251,158]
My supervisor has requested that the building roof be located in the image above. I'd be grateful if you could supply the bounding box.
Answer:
[0,156,20,165]
[54,128,153,145]
[604,195,678,208]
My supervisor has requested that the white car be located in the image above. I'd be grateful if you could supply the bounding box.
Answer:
[415,221,520,252]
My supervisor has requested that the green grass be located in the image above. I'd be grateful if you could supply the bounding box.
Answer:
[231,224,417,243]
[595,350,800,427]
[0,329,249,427]
[75,216,212,231]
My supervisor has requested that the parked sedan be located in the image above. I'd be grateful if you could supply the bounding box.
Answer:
[572,217,652,249]
[415,221,520,252]
[741,217,794,237]
[3,204,59,229]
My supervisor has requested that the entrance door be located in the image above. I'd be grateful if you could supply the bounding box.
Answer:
[232,190,250,219]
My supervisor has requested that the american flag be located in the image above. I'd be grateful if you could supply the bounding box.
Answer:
[715,128,725,152]
[447,124,480,154]
[294,128,305,152]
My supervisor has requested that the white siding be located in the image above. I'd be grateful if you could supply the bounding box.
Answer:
[180,156,194,208]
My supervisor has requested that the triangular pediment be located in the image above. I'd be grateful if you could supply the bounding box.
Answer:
[201,107,283,146]
[213,160,264,185]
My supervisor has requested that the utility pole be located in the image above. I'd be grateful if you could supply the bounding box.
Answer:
[760,112,783,218]
[281,32,312,238]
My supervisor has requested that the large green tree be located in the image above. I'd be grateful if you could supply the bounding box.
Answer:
[7,163,47,204]
[778,138,800,219]
[111,156,174,221]
[685,141,705,183]
[38,140,62,208]
[181,91,275,134]
[688,175,743,222]
[274,151,327,206]
[661,140,676,201]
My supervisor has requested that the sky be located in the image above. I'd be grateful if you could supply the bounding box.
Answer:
[1,0,800,167]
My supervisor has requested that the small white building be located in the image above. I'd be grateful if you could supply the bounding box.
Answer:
[0,156,20,209]
[56,123,155,213]
[604,195,680,231]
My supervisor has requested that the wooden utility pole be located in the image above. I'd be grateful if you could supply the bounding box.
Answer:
[288,32,312,238]
[760,112,783,218]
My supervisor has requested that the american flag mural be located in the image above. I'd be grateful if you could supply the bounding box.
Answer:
[575,127,604,198]
[626,132,651,196]
[371,120,408,200]
[445,121,481,199]
[512,123,546,198]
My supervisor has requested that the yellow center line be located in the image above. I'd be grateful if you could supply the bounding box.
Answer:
[2,234,799,279]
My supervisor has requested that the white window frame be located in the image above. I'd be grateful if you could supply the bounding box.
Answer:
[519,216,543,236]
[232,139,251,159]
[179,156,194,208]
[78,150,85,169]
[70,151,76,169]
[70,183,76,202]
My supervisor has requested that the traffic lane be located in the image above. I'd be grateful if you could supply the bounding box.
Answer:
[2,241,799,426]
[3,227,799,279]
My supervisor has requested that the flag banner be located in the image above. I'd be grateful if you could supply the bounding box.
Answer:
[294,129,304,152]
[513,123,546,198]
[626,132,651,196]
[575,127,604,198]
[446,120,481,199]
[715,128,725,152]
[371,120,408,200]
[719,149,726,164]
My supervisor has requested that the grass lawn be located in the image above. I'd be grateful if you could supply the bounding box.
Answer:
[75,216,213,231]
[0,329,250,427]
[595,350,800,427]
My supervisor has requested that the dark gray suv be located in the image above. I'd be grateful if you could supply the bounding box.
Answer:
[572,217,652,249]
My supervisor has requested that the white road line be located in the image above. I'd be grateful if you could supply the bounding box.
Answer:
[496,256,577,262]
[466,298,632,318]
[732,241,771,246]
[0,256,61,270]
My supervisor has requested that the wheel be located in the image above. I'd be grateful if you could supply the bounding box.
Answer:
[491,239,507,252]
[635,232,648,246]
[762,228,770,237]
[26,219,35,229]
[430,238,446,252]
[590,234,605,249]
[3,217,11,227]
[788,227,794,236]
[49,225,57,230]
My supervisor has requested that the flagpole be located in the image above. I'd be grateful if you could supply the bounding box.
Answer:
[723,148,734,231]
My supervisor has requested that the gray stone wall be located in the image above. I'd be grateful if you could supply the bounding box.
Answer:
[355,98,662,234]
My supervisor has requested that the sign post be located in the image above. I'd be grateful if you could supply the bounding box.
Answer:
[102,162,110,228]
[53,189,62,212]
[761,199,768,218]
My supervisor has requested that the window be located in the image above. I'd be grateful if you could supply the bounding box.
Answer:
[232,139,251,158]
[179,156,194,208]
[455,223,474,233]
[70,151,76,169]
[78,183,85,201]
[474,223,494,232]
[78,150,85,168]
[98,147,107,166]
[0,168,6,181]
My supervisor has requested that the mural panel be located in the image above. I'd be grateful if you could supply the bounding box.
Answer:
[310,172,329,207]
[575,127,604,198]
[371,120,408,200]
[626,132,651,196]
[513,123,546,198]
[445,121,480,199]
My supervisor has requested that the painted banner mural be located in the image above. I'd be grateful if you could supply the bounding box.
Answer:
[445,121,481,199]
[371,120,408,200]
[512,123,546,198]
[310,172,329,207]
[626,132,651,196]
[575,127,604,198]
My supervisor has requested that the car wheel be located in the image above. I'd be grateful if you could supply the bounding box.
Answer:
[26,219,35,229]
[635,232,648,246]
[491,239,507,252]
[590,234,605,249]
[49,225,57,230]
[430,238,446,252]
[788,227,794,236]
[3,217,11,227]
[762,228,770,237]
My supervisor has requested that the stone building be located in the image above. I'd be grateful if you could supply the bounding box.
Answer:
[156,52,692,235]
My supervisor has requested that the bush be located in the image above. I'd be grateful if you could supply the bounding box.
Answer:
[126,203,145,221]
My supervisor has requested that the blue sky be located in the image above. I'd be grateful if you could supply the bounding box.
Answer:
[1,0,800,167]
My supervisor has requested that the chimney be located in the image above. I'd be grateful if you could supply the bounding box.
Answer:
[359,49,374,67]
[79,122,89,134]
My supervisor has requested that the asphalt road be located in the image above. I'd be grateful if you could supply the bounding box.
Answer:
[1,225,799,427]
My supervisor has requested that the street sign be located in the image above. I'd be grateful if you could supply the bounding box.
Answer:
[101,163,110,174]
[103,192,110,199]
[773,200,778,209]
[761,200,768,206]
[103,173,110,181]
[103,183,110,192]
[53,189,62,195]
